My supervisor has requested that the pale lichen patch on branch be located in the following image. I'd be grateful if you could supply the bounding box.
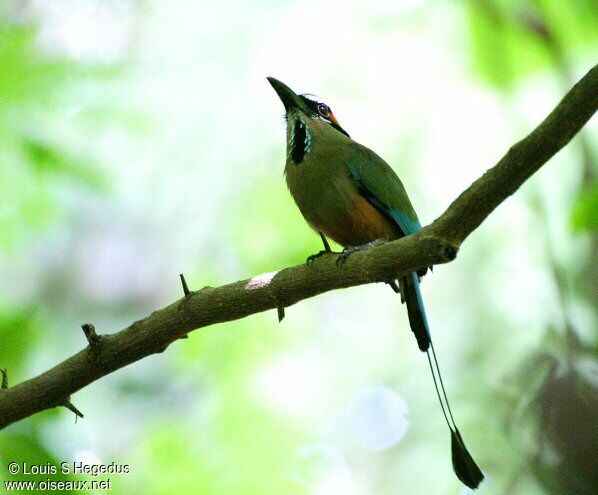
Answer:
[245,271,280,290]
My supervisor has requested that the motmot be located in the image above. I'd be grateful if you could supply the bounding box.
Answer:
[268,77,484,490]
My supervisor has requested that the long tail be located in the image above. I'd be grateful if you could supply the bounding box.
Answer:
[401,272,484,490]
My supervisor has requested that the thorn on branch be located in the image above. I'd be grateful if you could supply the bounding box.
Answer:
[63,398,84,422]
[81,323,100,348]
[180,273,190,297]
[1,369,8,389]
[277,306,285,322]
[443,245,458,261]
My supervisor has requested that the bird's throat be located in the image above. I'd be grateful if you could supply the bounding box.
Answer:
[288,116,311,165]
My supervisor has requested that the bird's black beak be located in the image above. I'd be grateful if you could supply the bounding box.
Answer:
[267,77,306,112]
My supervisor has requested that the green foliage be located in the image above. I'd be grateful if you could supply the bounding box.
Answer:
[467,0,598,88]
[228,173,332,274]
[467,0,549,88]
[0,432,79,494]
[0,27,63,104]
[0,13,117,491]
[0,22,107,250]
[21,138,105,189]
[121,314,309,494]
[572,182,598,231]
[0,309,42,382]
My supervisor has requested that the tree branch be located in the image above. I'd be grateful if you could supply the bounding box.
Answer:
[1,64,596,430]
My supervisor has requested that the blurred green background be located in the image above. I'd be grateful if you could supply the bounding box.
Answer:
[0,1,597,494]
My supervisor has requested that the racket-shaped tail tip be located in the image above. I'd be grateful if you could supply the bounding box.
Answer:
[451,428,484,489]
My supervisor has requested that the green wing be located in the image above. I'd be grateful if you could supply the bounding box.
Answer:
[346,142,422,236]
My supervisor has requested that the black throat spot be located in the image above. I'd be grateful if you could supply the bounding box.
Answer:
[291,120,307,164]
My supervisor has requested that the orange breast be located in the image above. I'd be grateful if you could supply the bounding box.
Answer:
[319,194,400,247]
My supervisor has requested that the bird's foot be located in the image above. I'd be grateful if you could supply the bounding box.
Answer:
[388,279,406,303]
[388,279,401,294]
[306,250,333,267]
[306,232,335,267]
[336,239,386,267]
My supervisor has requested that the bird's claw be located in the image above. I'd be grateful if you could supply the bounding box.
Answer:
[306,250,330,267]
[336,239,386,267]
[336,250,351,267]
[388,280,401,294]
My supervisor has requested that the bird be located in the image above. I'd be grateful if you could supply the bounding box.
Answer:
[268,76,484,490]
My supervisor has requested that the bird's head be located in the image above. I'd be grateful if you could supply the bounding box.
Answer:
[268,77,350,164]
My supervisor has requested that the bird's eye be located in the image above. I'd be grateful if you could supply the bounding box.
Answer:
[317,103,330,117]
